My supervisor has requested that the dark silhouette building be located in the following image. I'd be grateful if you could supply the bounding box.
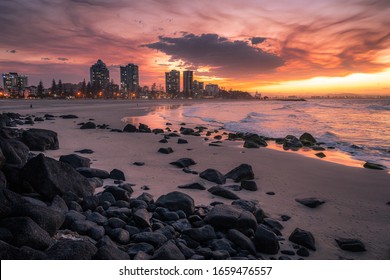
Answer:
[120,63,139,95]
[183,70,193,97]
[165,70,180,96]
[90,59,110,89]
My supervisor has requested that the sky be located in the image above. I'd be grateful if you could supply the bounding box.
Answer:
[1,0,390,95]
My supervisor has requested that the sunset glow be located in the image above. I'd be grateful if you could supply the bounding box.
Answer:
[1,0,390,95]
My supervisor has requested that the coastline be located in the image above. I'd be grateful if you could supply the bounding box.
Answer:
[1,99,389,260]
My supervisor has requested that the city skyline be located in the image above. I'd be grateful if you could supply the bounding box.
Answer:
[1,0,390,95]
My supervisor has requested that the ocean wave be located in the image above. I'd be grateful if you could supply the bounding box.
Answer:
[366,105,390,111]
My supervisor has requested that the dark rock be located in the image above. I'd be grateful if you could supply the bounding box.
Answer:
[108,228,130,244]
[296,247,310,257]
[34,117,44,122]
[81,196,99,211]
[180,127,195,135]
[177,138,188,144]
[109,168,125,181]
[178,182,206,190]
[156,191,195,216]
[0,240,48,260]
[204,204,257,230]
[200,168,226,184]
[168,132,180,137]
[136,192,154,204]
[123,124,137,132]
[133,232,168,247]
[0,227,13,243]
[243,140,260,149]
[151,240,185,260]
[77,167,110,179]
[108,217,126,228]
[133,161,145,166]
[98,192,116,205]
[74,149,94,154]
[289,228,316,251]
[69,201,83,212]
[80,122,96,129]
[138,123,151,133]
[266,192,275,195]
[254,225,280,254]
[19,154,94,200]
[225,164,254,182]
[227,229,256,254]
[281,214,291,221]
[63,210,86,228]
[172,219,192,232]
[104,185,133,201]
[208,186,240,200]
[159,139,168,143]
[127,243,155,258]
[295,197,325,208]
[241,180,258,191]
[299,132,317,146]
[152,128,164,134]
[59,154,91,169]
[47,240,97,260]
[232,199,256,212]
[315,152,326,158]
[60,114,78,119]
[283,135,303,151]
[88,177,104,189]
[183,225,216,242]
[312,146,326,151]
[0,138,29,166]
[170,158,196,168]
[93,245,130,260]
[281,250,295,255]
[158,147,174,154]
[133,208,151,228]
[335,238,366,252]
[133,251,152,260]
[0,217,53,250]
[363,162,386,170]
[21,129,59,151]
[212,250,230,260]
[86,212,107,225]
[263,218,284,231]
[11,204,65,236]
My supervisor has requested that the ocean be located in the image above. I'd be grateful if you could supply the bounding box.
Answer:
[144,99,390,169]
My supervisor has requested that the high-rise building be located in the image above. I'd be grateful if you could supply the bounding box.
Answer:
[183,70,193,97]
[192,80,204,94]
[2,72,28,97]
[205,83,219,96]
[90,59,110,88]
[165,70,180,95]
[120,63,139,94]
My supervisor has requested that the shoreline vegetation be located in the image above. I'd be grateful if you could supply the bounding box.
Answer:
[0,101,389,260]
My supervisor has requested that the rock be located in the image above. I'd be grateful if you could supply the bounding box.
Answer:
[232,199,256,212]
[86,212,107,225]
[315,152,326,158]
[266,191,275,195]
[0,139,29,166]
[295,197,325,208]
[80,122,96,129]
[88,177,104,189]
[133,161,145,166]
[93,245,130,260]
[108,217,126,228]
[109,169,125,181]
[289,228,316,250]
[335,238,366,252]
[21,129,59,151]
[158,147,174,154]
[19,154,94,200]
[254,225,280,254]
[183,225,216,242]
[199,168,226,184]
[0,217,53,250]
[299,132,317,146]
[159,139,168,143]
[98,192,116,205]
[243,140,260,149]
[127,243,155,258]
[0,227,13,243]
[178,138,188,144]
[297,247,310,257]
[133,251,152,260]
[170,158,196,168]
[178,182,206,190]
[76,167,110,179]
[363,162,386,170]
[180,127,195,135]
[312,146,326,151]
[11,204,65,236]
[227,229,256,255]
[281,214,291,221]
[156,191,195,216]
[136,192,154,204]
[0,240,48,260]
[59,154,91,169]
[133,208,152,228]
[241,180,258,191]
[47,240,97,260]
[283,135,303,151]
[204,204,257,230]
[60,114,78,119]
[104,186,133,201]
[152,128,164,134]
[108,228,130,244]
[123,124,137,132]
[74,149,94,154]
[63,210,86,228]
[151,240,185,260]
[138,123,151,133]
[132,232,168,247]
[225,164,254,182]
[208,186,240,200]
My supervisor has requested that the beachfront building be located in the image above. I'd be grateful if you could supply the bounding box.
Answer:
[192,80,204,96]
[2,72,28,97]
[183,70,193,97]
[165,70,180,96]
[90,59,110,89]
[205,83,219,96]
[120,63,139,97]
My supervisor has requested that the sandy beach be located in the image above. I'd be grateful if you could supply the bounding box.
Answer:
[1,99,389,260]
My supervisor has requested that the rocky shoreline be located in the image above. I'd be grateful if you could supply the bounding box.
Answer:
[0,112,382,259]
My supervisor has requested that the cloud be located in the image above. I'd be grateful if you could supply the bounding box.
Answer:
[250,37,267,45]
[6,50,17,53]
[57,57,69,61]
[41,57,51,60]
[143,33,284,77]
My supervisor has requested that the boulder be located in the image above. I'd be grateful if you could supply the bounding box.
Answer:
[21,129,59,151]
[363,162,386,170]
[227,229,256,255]
[152,128,164,134]
[132,232,168,247]
[133,208,152,228]
[158,147,174,154]
[180,127,195,135]
[76,167,110,179]
[199,168,226,184]
[289,228,316,251]
[123,124,137,132]
[225,164,254,182]
[243,140,260,149]
[283,135,303,151]
[295,197,325,208]
[138,123,151,133]
[93,245,130,260]
[108,228,130,244]
[170,158,196,168]
[204,204,257,230]
[127,243,155,258]
[156,191,195,216]
[104,186,132,201]
[232,199,256,213]
[183,225,216,242]
[208,186,240,200]
[0,138,29,166]
[335,238,366,252]
[254,225,280,254]
[315,152,326,158]
[59,154,91,169]
[110,169,125,181]
[47,240,97,260]
[177,138,188,144]
[178,182,206,190]
[151,240,185,260]
[240,180,258,191]
[19,154,94,200]
[299,132,317,146]
[0,217,53,250]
